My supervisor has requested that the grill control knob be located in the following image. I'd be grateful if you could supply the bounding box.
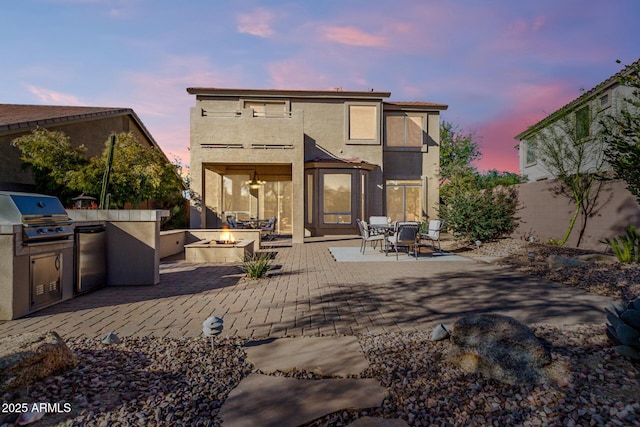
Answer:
[56,226,64,232]
[38,227,48,234]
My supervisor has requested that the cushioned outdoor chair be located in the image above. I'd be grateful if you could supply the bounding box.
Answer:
[387,221,420,260]
[369,216,389,225]
[356,219,385,254]
[226,215,243,229]
[420,219,444,253]
[260,216,277,240]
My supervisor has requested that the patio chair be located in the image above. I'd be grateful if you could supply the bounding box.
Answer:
[420,219,444,253]
[387,221,420,260]
[226,215,243,229]
[260,216,277,240]
[369,216,389,225]
[356,219,385,254]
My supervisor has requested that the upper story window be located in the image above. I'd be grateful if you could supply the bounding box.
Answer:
[525,139,537,165]
[243,100,287,117]
[345,103,379,144]
[385,113,424,147]
[599,91,611,110]
[575,106,590,140]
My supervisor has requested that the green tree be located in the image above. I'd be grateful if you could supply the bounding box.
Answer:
[534,103,608,247]
[600,60,640,202]
[71,132,184,209]
[12,129,187,228]
[12,128,89,206]
[439,121,481,185]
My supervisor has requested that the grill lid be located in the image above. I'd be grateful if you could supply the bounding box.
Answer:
[0,192,72,242]
[0,191,69,223]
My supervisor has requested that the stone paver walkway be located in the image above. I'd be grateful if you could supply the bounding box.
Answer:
[0,237,612,340]
[220,336,389,427]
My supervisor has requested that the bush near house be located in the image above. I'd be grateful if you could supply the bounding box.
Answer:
[440,185,519,243]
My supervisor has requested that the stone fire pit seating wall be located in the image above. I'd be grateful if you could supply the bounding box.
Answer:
[0,331,77,392]
[448,313,558,385]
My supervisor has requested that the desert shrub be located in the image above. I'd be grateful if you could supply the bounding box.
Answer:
[602,225,640,263]
[440,185,519,243]
[240,252,273,279]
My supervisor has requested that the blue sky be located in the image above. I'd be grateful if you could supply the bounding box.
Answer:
[1,0,639,173]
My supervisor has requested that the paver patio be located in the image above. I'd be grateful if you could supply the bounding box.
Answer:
[0,237,612,340]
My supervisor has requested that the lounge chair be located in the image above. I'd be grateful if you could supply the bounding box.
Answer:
[420,219,444,253]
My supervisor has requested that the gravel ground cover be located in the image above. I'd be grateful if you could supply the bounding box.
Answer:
[2,238,640,426]
[448,238,640,303]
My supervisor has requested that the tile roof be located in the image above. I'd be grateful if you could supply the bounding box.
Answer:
[515,59,640,140]
[0,104,129,131]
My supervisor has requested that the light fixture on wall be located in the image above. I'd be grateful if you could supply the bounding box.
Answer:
[246,169,266,189]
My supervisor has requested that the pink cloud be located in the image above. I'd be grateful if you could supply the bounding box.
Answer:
[237,7,275,37]
[267,59,336,90]
[26,84,86,105]
[471,80,579,173]
[319,26,387,47]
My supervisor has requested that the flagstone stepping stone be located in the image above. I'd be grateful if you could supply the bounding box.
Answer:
[346,416,410,426]
[218,373,388,427]
[245,336,369,376]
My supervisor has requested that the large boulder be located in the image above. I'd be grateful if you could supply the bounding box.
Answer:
[448,313,554,385]
[0,331,76,392]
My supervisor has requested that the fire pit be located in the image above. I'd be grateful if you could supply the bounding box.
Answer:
[184,239,254,263]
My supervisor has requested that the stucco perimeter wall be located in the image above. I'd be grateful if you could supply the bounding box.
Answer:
[513,179,640,250]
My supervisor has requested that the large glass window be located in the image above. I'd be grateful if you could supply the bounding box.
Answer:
[386,114,423,147]
[262,181,292,233]
[576,106,590,140]
[223,174,292,232]
[323,173,352,224]
[525,139,537,165]
[386,180,422,222]
[348,105,377,140]
[306,173,313,224]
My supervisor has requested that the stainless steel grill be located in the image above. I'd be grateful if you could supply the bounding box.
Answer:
[0,191,73,243]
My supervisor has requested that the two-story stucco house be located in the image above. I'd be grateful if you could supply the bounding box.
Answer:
[187,88,447,243]
[515,59,639,181]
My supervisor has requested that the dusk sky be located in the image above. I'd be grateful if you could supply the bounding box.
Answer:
[2,0,639,173]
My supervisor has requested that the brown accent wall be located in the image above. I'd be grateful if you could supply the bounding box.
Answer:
[512,179,640,250]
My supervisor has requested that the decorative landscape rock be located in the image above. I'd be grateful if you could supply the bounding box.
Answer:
[431,324,450,341]
[0,331,76,392]
[448,313,556,385]
[547,254,587,270]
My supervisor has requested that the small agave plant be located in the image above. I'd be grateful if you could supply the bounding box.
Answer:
[606,297,640,369]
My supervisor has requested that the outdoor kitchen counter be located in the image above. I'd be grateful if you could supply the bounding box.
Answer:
[1,209,169,320]
[68,210,169,288]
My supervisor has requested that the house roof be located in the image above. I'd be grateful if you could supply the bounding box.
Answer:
[515,59,640,140]
[187,87,392,99]
[186,87,447,110]
[0,103,161,151]
[384,101,448,111]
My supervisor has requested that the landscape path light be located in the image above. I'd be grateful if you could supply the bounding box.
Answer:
[202,316,224,350]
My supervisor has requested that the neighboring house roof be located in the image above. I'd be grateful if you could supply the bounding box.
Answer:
[515,58,640,141]
[0,104,162,152]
